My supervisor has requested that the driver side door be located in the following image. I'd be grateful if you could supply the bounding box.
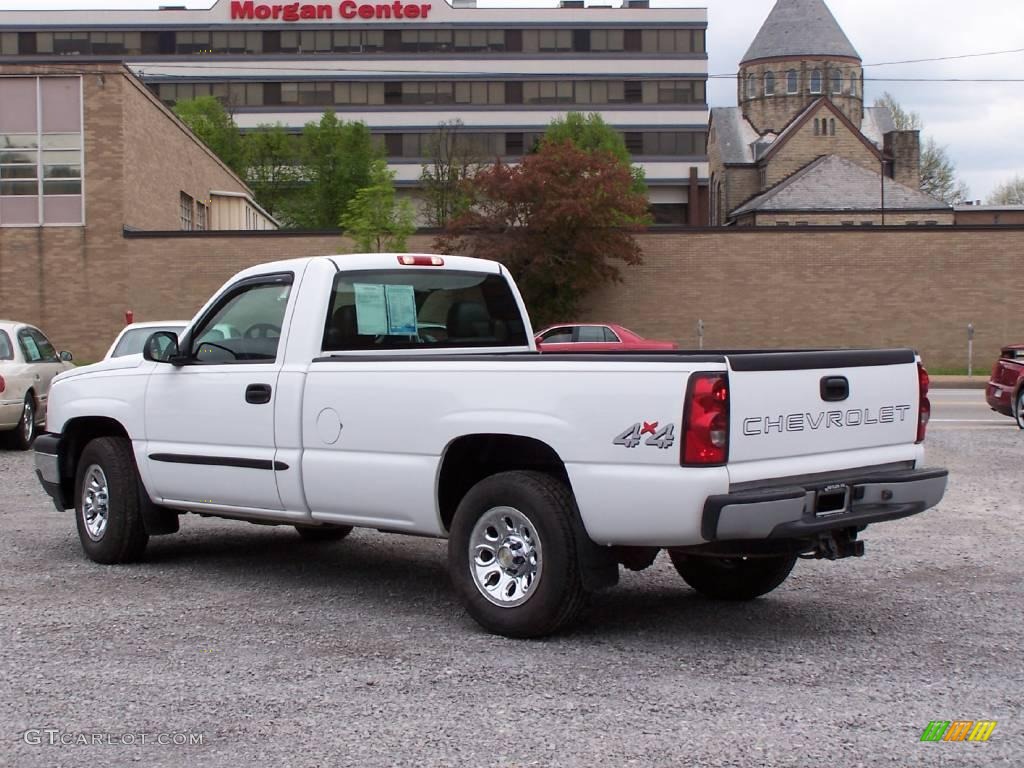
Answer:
[143,272,293,513]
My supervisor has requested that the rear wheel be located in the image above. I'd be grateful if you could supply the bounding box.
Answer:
[294,524,353,542]
[74,437,149,564]
[13,394,37,451]
[448,471,588,638]
[668,550,797,601]
[1015,390,1024,429]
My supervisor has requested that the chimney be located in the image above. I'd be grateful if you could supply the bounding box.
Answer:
[883,130,921,190]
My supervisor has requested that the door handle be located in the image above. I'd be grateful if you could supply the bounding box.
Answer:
[245,383,272,405]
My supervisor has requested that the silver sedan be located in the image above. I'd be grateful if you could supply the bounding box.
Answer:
[0,321,73,450]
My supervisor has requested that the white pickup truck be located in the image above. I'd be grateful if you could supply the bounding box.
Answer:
[35,253,947,637]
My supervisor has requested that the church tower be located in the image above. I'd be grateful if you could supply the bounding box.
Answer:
[737,0,863,134]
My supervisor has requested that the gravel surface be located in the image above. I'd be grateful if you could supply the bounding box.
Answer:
[1,420,1021,767]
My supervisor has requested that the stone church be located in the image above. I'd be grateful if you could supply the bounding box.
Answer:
[708,0,953,226]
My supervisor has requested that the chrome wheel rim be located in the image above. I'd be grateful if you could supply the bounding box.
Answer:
[1017,394,1024,427]
[81,464,110,541]
[469,506,542,608]
[21,399,34,443]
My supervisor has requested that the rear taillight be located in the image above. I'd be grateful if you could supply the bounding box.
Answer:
[916,362,930,443]
[0,375,5,394]
[682,372,729,466]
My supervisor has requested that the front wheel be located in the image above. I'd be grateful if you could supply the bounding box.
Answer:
[74,437,149,564]
[667,550,797,601]
[447,471,588,638]
[13,394,37,451]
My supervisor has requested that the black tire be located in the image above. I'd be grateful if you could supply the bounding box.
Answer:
[667,550,797,601]
[447,470,588,638]
[13,393,37,451]
[294,524,353,541]
[1015,390,1024,430]
[74,437,149,564]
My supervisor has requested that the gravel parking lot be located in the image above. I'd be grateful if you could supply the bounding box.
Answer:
[1,389,1022,767]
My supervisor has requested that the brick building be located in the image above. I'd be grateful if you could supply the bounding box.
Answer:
[708,0,951,226]
[0,61,275,231]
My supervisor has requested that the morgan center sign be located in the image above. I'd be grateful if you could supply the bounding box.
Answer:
[230,1,433,20]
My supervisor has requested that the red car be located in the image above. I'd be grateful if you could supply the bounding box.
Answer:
[535,323,678,353]
[986,344,1024,427]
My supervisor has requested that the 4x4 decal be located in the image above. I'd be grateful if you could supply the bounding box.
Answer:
[614,421,676,450]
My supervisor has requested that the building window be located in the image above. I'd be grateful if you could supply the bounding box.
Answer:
[195,201,208,231]
[0,76,84,227]
[830,68,842,94]
[746,74,757,99]
[813,118,820,136]
[810,69,822,94]
[830,118,836,136]
[764,71,775,96]
[787,69,798,94]
[850,71,859,96]
[180,192,193,231]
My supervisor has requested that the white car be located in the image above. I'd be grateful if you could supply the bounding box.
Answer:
[104,321,189,360]
[0,320,73,450]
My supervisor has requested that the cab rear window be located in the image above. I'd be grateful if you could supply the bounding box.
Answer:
[321,270,527,351]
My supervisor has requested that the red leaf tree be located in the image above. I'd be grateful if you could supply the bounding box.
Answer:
[436,140,649,326]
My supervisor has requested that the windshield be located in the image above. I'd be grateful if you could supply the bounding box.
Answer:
[111,326,186,358]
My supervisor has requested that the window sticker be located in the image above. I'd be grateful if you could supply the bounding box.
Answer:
[385,284,418,335]
[22,334,41,361]
[353,283,388,335]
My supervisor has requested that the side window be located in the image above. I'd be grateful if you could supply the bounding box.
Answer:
[190,279,292,363]
[603,327,621,342]
[0,331,12,360]
[18,329,43,363]
[540,327,573,343]
[28,329,59,362]
[577,326,607,342]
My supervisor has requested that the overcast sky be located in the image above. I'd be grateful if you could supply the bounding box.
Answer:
[6,0,1023,199]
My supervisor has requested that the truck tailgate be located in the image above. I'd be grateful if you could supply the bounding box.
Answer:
[726,350,921,465]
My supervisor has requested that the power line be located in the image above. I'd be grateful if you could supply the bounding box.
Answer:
[861,47,1024,68]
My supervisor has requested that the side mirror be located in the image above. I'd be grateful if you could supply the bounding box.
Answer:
[143,331,187,366]
[59,350,73,362]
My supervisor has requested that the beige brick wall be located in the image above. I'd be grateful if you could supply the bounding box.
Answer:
[582,229,1023,370]
[4,227,1021,369]
[120,74,251,232]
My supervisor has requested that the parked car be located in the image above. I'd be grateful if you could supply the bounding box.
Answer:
[105,321,189,360]
[0,321,73,449]
[986,344,1024,427]
[535,323,678,352]
[35,254,946,638]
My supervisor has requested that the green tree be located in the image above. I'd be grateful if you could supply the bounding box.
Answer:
[292,111,379,230]
[419,119,482,228]
[173,96,245,175]
[874,92,969,204]
[242,124,299,221]
[987,175,1024,205]
[437,140,650,325]
[340,158,416,252]
[542,112,646,193]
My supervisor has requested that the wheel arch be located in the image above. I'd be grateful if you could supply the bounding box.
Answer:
[437,434,618,592]
[437,433,570,534]
[58,416,132,508]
